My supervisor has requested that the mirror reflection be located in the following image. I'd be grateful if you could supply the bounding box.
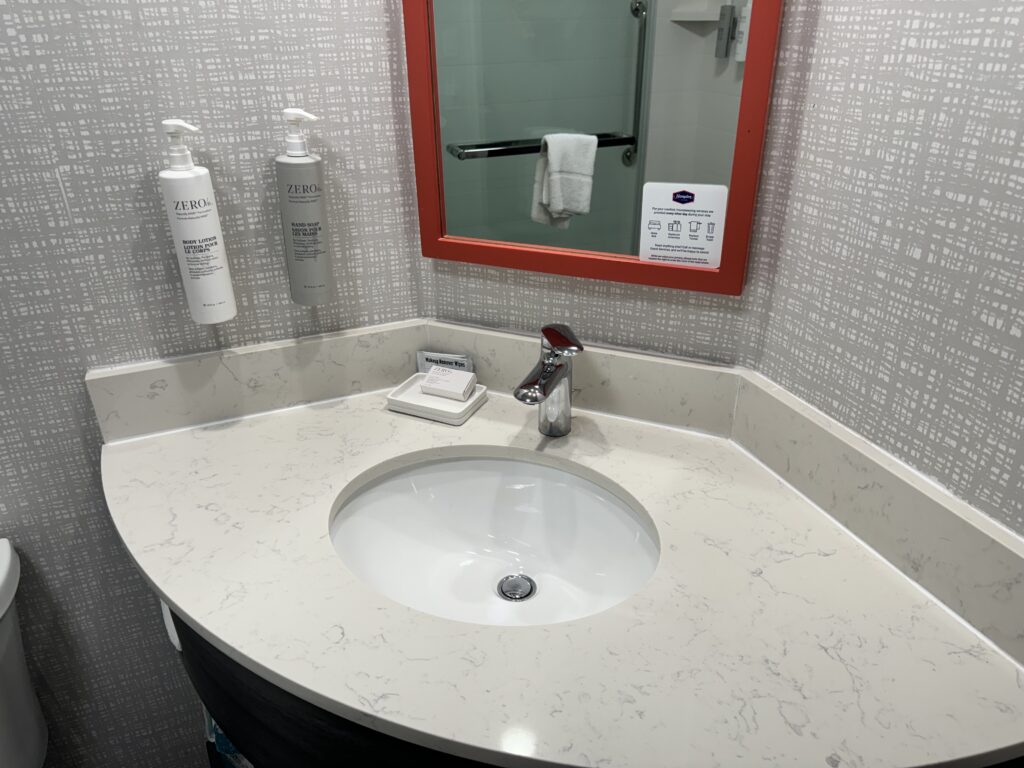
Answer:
[433,0,750,259]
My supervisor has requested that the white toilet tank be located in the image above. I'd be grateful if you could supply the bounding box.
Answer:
[0,539,48,768]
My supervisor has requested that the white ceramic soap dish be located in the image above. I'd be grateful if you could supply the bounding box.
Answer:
[387,372,487,426]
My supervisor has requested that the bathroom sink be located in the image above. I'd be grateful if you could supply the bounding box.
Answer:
[330,452,659,626]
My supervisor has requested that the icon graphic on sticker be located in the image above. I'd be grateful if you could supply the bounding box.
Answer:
[672,190,695,205]
[647,220,662,237]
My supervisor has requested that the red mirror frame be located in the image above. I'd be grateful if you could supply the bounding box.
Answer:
[402,0,783,295]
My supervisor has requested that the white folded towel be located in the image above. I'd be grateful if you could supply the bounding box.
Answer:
[531,133,598,229]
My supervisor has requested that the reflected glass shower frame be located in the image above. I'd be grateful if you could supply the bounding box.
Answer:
[435,0,652,257]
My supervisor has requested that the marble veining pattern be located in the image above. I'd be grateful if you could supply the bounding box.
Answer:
[102,392,1024,768]
[424,323,739,437]
[86,320,740,442]
[734,374,1024,664]
[86,320,428,441]
[86,321,1024,667]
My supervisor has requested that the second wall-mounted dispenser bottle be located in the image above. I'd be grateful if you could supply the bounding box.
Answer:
[275,108,332,306]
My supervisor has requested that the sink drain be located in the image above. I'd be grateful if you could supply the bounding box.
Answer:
[497,574,537,602]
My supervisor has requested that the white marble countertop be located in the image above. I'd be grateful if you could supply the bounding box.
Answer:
[102,391,1024,767]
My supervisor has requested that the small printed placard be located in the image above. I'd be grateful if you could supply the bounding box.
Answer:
[638,183,728,268]
[416,351,474,374]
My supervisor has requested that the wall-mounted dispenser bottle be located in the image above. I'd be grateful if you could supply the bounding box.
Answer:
[158,119,237,325]
[275,108,332,306]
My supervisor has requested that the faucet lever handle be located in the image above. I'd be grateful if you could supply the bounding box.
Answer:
[541,324,584,357]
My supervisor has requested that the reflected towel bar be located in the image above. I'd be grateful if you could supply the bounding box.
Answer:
[445,133,636,161]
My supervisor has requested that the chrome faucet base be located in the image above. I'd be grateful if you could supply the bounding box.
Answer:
[538,373,573,437]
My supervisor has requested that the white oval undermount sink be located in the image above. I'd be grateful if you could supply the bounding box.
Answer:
[330,449,660,626]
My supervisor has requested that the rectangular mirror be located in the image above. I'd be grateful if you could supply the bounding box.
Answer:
[403,0,782,294]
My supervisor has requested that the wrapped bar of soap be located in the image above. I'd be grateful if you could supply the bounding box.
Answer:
[419,365,477,402]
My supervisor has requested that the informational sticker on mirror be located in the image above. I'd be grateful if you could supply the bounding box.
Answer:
[638,183,728,268]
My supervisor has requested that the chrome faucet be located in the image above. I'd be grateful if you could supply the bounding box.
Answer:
[514,324,584,437]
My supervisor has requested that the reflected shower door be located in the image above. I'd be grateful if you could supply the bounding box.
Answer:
[434,0,646,255]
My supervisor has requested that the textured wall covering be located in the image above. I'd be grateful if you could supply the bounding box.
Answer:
[0,1,1021,767]
[755,1,1024,532]
[0,1,421,766]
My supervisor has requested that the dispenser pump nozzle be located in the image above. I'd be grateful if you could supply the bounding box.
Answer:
[162,119,200,171]
[283,108,320,157]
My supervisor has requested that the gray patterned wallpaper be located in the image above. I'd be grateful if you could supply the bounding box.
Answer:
[756,1,1024,533]
[0,0,1020,767]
